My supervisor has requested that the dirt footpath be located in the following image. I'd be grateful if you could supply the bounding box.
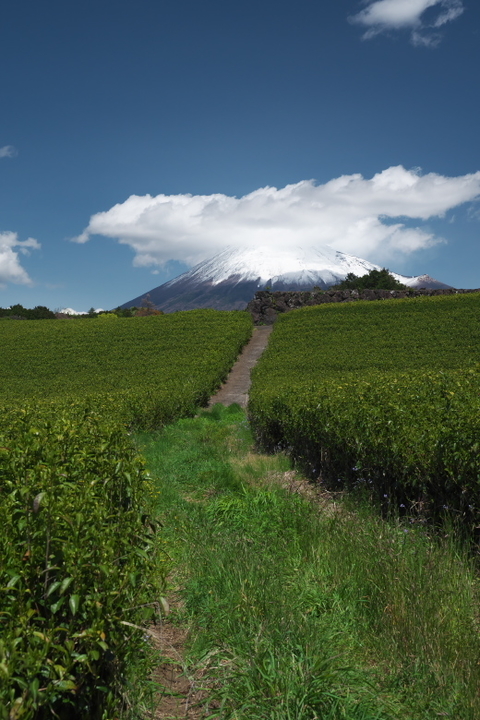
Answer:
[208,326,273,408]
[152,327,273,719]
[151,612,214,720]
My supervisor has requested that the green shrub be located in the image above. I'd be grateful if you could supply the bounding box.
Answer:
[331,267,408,291]
[0,309,253,716]
[249,294,480,523]
[96,312,119,320]
[0,309,253,430]
[0,405,166,719]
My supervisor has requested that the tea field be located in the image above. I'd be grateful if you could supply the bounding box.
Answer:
[0,309,252,719]
[0,309,252,428]
[249,293,480,519]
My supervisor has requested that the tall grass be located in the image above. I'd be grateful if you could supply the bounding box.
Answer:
[140,405,480,719]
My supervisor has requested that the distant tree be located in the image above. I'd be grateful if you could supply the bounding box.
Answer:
[112,306,137,318]
[331,268,408,291]
[8,304,28,319]
[29,305,56,319]
[137,294,162,316]
[135,307,163,317]
[0,304,56,319]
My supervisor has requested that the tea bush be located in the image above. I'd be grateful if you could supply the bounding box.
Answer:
[249,293,480,520]
[0,404,166,719]
[0,310,253,426]
[0,309,252,716]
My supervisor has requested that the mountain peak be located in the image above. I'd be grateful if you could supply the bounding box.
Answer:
[120,245,451,311]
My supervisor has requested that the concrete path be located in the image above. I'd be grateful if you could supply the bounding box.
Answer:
[208,326,273,408]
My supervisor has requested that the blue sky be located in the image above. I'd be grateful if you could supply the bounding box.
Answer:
[1,0,479,311]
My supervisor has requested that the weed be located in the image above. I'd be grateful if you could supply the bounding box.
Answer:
[142,406,480,719]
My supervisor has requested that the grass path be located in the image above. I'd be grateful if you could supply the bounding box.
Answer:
[139,405,480,720]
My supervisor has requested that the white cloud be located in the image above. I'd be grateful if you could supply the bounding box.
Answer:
[0,232,41,289]
[410,29,442,46]
[349,0,464,45]
[74,166,480,269]
[0,145,18,158]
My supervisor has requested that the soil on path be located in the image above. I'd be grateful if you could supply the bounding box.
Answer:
[152,326,273,719]
[208,325,273,408]
[150,600,215,720]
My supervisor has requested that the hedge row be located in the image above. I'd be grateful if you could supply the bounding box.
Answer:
[249,294,480,521]
[0,405,165,719]
[0,309,253,717]
[0,310,253,418]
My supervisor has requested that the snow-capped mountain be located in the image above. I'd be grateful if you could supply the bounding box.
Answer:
[120,245,451,312]
[389,273,450,289]
[58,307,105,315]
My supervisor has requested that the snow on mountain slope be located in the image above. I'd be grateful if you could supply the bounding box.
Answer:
[164,246,379,287]
[59,307,105,315]
[390,273,451,289]
[120,245,451,311]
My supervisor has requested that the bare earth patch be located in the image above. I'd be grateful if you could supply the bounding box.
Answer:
[150,589,217,720]
[152,325,343,718]
[208,326,272,408]
[150,467,344,719]
[152,329,274,718]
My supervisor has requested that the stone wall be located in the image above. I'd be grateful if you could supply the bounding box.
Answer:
[247,287,480,325]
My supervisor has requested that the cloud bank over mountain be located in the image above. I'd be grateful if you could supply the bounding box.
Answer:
[349,0,464,46]
[74,166,480,271]
[0,232,40,289]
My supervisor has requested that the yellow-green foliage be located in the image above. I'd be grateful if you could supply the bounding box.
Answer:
[0,404,165,719]
[0,310,252,717]
[96,311,119,320]
[0,309,252,429]
[249,294,480,517]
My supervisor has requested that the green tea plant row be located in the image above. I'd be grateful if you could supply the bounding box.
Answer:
[0,310,252,718]
[0,309,253,429]
[0,404,165,719]
[249,294,480,519]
